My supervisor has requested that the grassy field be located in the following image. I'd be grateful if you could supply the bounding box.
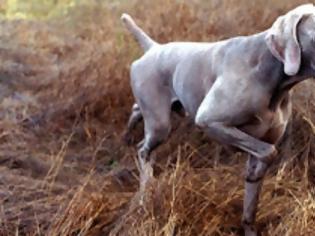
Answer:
[0,0,314,235]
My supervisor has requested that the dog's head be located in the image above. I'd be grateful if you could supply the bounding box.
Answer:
[266,4,315,76]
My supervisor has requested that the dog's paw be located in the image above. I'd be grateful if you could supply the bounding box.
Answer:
[242,222,258,236]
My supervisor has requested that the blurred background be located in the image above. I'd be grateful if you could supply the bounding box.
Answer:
[0,0,314,235]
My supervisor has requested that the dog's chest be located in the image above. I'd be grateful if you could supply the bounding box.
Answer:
[238,94,292,144]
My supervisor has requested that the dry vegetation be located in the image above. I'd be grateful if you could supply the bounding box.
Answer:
[0,0,314,235]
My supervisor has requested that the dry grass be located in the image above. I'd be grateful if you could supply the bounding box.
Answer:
[0,0,314,235]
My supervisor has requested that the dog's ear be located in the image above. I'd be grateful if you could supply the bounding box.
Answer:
[265,4,315,76]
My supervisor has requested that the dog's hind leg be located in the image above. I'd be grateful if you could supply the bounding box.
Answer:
[124,99,184,145]
[137,98,172,192]
[133,83,172,199]
[123,103,143,145]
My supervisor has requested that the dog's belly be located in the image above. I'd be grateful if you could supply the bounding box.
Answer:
[175,90,206,118]
[172,80,204,118]
[172,70,214,118]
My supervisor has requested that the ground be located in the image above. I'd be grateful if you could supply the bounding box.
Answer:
[0,0,314,235]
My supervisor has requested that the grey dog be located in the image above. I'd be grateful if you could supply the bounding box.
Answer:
[122,4,315,235]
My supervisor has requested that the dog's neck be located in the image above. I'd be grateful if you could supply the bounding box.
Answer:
[270,59,314,111]
[248,31,313,110]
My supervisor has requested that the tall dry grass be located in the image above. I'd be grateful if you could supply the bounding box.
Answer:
[0,0,314,235]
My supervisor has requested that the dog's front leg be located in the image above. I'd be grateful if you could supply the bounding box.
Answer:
[195,120,274,235]
[194,90,277,235]
[242,155,270,236]
[195,120,276,163]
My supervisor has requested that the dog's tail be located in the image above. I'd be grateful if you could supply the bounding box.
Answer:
[121,13,157,52]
